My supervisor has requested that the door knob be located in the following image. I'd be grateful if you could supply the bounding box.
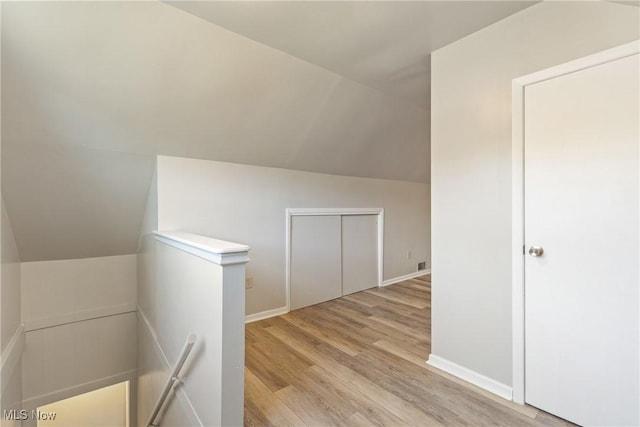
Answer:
[529,246,544,257]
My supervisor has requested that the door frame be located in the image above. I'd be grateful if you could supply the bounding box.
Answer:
[285,208,384,312]
[511,40,640,404]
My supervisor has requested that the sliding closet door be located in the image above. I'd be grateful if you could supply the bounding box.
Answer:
[342,215,379,295]
[290,215,342,310]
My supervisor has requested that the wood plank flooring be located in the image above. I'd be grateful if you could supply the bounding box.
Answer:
[244,275,574,426]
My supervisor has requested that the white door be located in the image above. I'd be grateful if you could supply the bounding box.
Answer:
[524,54,639,426]
[342,215,378,295]
[290,215,342,310]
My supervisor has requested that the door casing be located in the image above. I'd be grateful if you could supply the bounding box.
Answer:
[510,40,640,404]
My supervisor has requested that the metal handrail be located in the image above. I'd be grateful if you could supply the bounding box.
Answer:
[147,334,197,427]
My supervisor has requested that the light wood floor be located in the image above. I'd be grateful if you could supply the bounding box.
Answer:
[244,275,574,426]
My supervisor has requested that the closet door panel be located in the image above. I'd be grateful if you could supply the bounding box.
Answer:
[290,215,342,310]
[342,215,378,295]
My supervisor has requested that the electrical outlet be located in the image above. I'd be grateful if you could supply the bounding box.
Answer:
[245,277,253,289]
[407,250,412,259]
[418,262,426,271]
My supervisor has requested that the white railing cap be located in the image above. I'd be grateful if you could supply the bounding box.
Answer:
[153,231,250,255]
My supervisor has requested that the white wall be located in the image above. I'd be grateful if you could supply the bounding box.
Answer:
[137,312,201,427]
[37,382,127,427]
[137,169,157,332]
[1,200,23,426]
[21,255,136,330]
[430,1,640,387]
[136,170,162,427]
[20,255,138,410]
[157,155,430,316]
[1,202,21,354]
[0,4,23,421]
[21,312,137,410]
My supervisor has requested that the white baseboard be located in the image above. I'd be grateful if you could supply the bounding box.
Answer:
[380,270,430,287]
[427,354,513,401]
[245,306,288,323]
[245,272,432,323]
[1,324,25,395]
[22,369,138,410]
[244,270,432,323]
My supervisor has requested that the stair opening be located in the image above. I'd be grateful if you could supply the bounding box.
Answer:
[36,381,129,427]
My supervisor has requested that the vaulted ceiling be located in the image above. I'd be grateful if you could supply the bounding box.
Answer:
[1,1,539,261]
[167,1,538,110]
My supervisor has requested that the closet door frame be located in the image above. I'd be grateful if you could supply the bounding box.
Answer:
[285,208,384,312]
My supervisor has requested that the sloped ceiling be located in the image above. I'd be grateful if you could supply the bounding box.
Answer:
[2,1,536,261]
[167,1,538,110]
